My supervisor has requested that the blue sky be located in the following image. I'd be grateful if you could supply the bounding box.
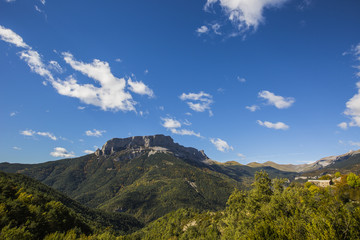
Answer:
[1,0,360,164]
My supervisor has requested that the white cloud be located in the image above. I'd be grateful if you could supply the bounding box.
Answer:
[210,138,233,152]
[180,91,213,115]
[349,141,360,147]
[127,78,154,97]
[50,147,75,158]
[19,49,54,81]
[338,122,348,130]
[162,117,181,129]
[34,5,42,13]
[245,105,259,112]
[343,83,360,127]
[84,150,95,154]
[21,130,36,136]
[204,0,288,32]
[144,69,149,75]
[85,129,106,137]
[78,106,86,110]
[0,26,155,113]
[115,58,122,62]
[341,44,360,127]
[36,131,57,140]
[139,110,149,117]
[5,0,16,2]
[55,52,137,112]
[12,146,22,150]
[257,120,289,130]
[258,90,295,109]
[40,0,45,5]
[196,25,209,34]
[20,129,57,140]
[212,23,222,35]
[159,106,164,111]
[183,119,192,126]
[161,117,201,138]
[237,153,246,159]
[48,60,63,73]
[0,25,29,49]
[237,76,246,82]
[10,111,18,117]
[170,129,201,138]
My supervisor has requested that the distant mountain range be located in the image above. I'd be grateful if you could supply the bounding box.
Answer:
[1,134,359,223]
[247,149,360,174]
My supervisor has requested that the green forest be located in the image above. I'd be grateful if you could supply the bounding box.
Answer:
[1,170,360,239]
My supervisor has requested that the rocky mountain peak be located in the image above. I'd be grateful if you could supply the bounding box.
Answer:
[95,134,209,163]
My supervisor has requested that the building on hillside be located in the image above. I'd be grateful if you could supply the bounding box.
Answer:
[307,180,331,187]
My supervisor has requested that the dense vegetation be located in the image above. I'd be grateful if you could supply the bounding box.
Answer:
[0,152,246,223]
[0,171,142,239]
[2,169,360,239]
[129,171,360,239]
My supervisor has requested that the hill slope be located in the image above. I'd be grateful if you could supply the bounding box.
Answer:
[0,135,249,223]
[0,171,142,239]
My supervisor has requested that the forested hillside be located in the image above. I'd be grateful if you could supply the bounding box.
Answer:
[0,171,142,239]
[2,170,360,239]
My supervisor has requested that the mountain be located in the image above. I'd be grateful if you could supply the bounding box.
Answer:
[0,135,239,223]
[0,171,142,238]
[247,149,360,173]
[298,150,360,177]
[0,135,296,223]
[247,161,308,173]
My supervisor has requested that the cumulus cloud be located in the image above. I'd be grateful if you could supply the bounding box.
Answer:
[338,122,348,130]
[0,25,29,48]
[20,129,57,140]
[161,117,201,138]
[246,105,259,112]
[127,78,154,97]
[55,52,138,111]
[210,138,233,152]
[204,0,288,32]
[162,117,182,129]
[180,91,213,115]
[341,44,360,128]
[50,147,75,158]
[343,83,360,127]
[196,25,209,34]
[0,26,154,113]
[258,90,295,109]
[85,129,106,137]
[257,120,289,130]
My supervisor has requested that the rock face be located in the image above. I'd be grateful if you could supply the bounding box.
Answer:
[95,134,209,163]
